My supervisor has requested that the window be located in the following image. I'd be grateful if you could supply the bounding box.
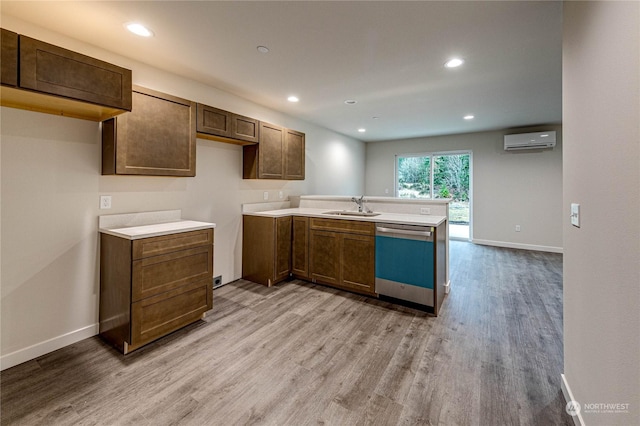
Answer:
[396,151,472,239]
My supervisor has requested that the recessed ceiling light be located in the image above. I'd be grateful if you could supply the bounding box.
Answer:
[445,58,464,68]
[540,134,549,137]
[125,22,154,37]
[358,128,366,133]
[257,46,270,54]
[372,116,380,120]
[464,115,475,120]
[287,96,299,103]
[344,100,357,105]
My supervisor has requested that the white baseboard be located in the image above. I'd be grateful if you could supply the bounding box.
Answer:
[0,323,99,371]
[561,373,586,426]
[472,239,563,253]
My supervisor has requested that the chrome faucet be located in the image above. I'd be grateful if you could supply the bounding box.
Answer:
[351,195,372,213]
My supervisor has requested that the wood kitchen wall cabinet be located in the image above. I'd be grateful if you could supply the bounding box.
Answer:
[242,215,292,286]
[0,28,132,121]
[1,29,18,87]
[309,218,375,295]
[284,128,305,180]
[196,103,260,144]
[100,228,214,354]
[102,85,197,177]
[243,122,305,180]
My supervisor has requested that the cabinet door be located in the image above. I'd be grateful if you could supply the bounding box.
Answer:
[131,279,212,348]
[242,215,275,286]
[1,29,18,87]
[341,233,376,294]
[284,129,305,180]
[258,122,285,179]
[19,35,132,110]
[309,229,340,286]
[232,114,260,143]
[292,216,309,279]
[274,216,292,282]
[196,103,231,138]
[102,86,197,176]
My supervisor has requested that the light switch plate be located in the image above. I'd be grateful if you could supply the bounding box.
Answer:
[420,207,431,215]
[263,191,269,201]
[570,203,580,227]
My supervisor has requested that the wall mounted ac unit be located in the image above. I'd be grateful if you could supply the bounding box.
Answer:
[504,131,556,151]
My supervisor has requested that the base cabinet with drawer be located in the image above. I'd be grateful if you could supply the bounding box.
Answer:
[100,228,213,354]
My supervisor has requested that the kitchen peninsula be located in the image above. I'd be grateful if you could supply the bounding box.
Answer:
[242,196,450,315]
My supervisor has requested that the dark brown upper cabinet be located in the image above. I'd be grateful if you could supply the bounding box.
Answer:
[196,103,260,145]
[0,29,132,121]
[1,29,18,87]
[243,122,305,180]
[102,86,197,177]
[284,128,305,180]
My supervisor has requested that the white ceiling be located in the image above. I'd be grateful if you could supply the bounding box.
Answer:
[1,1,563,142]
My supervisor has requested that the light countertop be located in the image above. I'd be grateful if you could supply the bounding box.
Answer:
[243,208,446,226]
[100,220,216,240]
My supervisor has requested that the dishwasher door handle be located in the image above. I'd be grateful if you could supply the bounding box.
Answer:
[376,227,432,237]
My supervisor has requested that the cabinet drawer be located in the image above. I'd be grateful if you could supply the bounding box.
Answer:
[131,279,212,347]
[19,35,132,110]
[310,218,375,235]
[133,229,213,260]
[132,245,213,301]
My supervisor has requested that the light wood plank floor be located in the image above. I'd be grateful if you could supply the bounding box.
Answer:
[1,241,572,425]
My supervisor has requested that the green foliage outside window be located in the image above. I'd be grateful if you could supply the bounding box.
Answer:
[397,154,469,201]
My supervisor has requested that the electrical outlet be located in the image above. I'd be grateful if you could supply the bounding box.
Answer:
[279,191,284,199]
[420,207,431,215]
[515,225,521,232]
[100,195,112,209]
[385,188,389,194]
[213,275,222,288]
[263,191,269,200]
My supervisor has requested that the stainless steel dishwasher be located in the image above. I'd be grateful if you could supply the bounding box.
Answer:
[375,222,435,307]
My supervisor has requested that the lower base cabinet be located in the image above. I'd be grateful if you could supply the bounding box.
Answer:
[242,215,292,286]
[309,218,376,295]
[291,216,310,279]
[240,214,445,309]
[100,228,213,354]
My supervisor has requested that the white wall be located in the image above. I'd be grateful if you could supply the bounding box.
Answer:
[0,17,365,367]
[365,125,563,251]
[562,2,640,425]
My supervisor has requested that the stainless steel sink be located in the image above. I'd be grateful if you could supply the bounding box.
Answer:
[323,210,381,217]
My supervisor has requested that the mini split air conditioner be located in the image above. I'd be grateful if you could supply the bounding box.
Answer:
[504,131,556,151]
